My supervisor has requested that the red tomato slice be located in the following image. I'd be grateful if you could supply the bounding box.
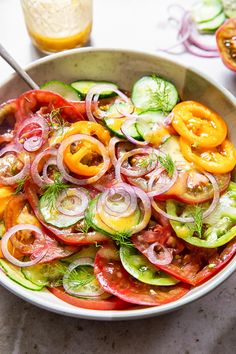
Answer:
[25,182,109,245]
[94,245,190,306]
[132,227,236,286]
[16,90,84,123]
[216,18,236,72]
[49,287,131,310]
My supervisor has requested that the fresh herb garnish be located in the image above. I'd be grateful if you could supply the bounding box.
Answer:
[75,219,90,233]
[111,231,134,248]
[64,265,95,289]
[158,154,175,178]
[136,151,158,169]
[47,107,69,134]
[189,205,203,238]
[148,75,171,112]
[14,176,29,194]
[41,172,70,210]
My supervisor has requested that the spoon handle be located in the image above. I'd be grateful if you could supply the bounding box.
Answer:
[0,43,39,90]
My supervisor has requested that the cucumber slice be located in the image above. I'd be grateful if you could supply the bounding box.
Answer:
[120,246,179,286]
[61,246,98,264]
[0,259,43,291]
[222,0,236,18]
[192,0,223,23]
[104,116,143,140]
[197,12,225,32]
[41,80,81,101]
[85,198,141,236]
[39,188,85,229]
[136,111,169,143]
[21,261,66,287]
[71,80,118,98]
[132,76,178,113]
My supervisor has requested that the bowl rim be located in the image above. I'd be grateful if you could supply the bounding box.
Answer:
[0,47,235,321]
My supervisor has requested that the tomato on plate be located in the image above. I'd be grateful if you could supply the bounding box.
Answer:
[49,287,131,310]
[94,244,190,306]
[132,226,236,286]
[172,101,227,148]
[25,182,109,245]
[216,18,236,72]
[180,138,236,174]
[16,90,84,123]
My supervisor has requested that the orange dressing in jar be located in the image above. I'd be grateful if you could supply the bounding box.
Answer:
[21,0,93,53]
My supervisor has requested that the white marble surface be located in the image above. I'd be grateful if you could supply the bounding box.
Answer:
[0,1,235,353]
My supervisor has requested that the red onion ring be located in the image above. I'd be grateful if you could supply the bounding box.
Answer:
[0,144,30,185]
[42,157,57,184]
[147,167,178,197]
[16,114,49,152]
[131,186,151,234]
[151,172,220,223]
[31,148,57,187]
[1,224,47,267]
[63,257,105,298]
[120,118,148,146]
[56,188,90,217]
[146,241,173,266]
[57,134,110,185]
[115,148,158,182]
[85,84,131,122]
[108,137,125,166]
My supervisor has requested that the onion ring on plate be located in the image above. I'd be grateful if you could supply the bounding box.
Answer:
[1,224,47,267]
[146,241,173,266]
[147,167,178,197]
[0,144,30,185]
[120,118,148,146]
[151,172,220,223]
[56,188,90,217]
[57,134,110,185]
[31,148,57,187]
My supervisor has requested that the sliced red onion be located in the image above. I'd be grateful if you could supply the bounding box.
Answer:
[120,118,148,146]
[16,114,49,152]
[164,112,174,126]
[146,241,173,266]
[0,144,30,185]
[63,257,105,298]
[85,84,130,122]
[31,148,57,187]
[97,183,137,218]
[1,224,47,267]
[183,40,219,58]
[57,134,110,185]
[188,32,218,52]
[131,186,151,234]
[56,188,90,217]
[115,148,158,182]
[147,167,178,197]
[108,137,125,166]
[42,157,57,184]
[151,172,220,223]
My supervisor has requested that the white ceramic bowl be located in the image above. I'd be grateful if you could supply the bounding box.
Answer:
[0,48,235,320]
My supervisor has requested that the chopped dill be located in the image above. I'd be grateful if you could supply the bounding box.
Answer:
[136,151,158,169]
[158,154,175,178]
[14,176,29,194]
[75,219,90,234]
[41,172,70,210]
[188,206,203,238]
[47,107,69,134]
[64,265,94,289]
[111,231,134,248]
[148,75,171,113]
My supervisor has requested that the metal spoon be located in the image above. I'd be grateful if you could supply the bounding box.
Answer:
[0,43,39,90]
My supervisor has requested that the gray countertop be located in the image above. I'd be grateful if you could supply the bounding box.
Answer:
[0,1,235,353]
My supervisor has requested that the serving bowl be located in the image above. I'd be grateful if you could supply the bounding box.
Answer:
[0,48,235,320]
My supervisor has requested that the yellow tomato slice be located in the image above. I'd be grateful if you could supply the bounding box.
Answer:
[180,137,236,173]
[172,101,227,148]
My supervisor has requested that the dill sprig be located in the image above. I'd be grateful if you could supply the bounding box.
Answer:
[188,206,203,238]
[14,176,29,194]
[41,172,70,210]
[148,75,171,113]
[47,107,69,133]
[158,154,175,178]
[136,152,158,169]
[75,219,90,234]
[64,266,94,289]
[111,231,134,248]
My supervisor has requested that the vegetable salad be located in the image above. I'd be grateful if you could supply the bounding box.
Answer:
[0,75,235,310]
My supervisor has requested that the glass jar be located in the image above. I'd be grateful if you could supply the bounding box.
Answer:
[21,0,93,54]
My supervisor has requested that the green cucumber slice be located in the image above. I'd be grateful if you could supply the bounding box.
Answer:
[120,246,179,286]
[197,12,226,32]
[222,0,236,18]
[39,188,85,229]
[41,80,81,101]
[71,80,118,98]
[132,76,178,113]
[104,116,143,140]
[136,111,168,141]
[61,246,98,264]
[192,0,223,23]
[0,259,43,291]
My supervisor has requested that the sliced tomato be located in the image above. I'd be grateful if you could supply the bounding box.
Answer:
[16,90,84,123]
[25,182,109,245]
[132,227,236,286]
[49,287,131,310]
[216,18,236,72]
[94,244,190,306]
